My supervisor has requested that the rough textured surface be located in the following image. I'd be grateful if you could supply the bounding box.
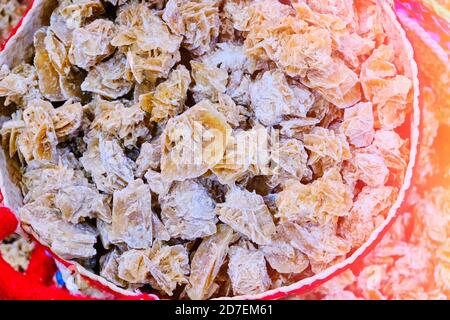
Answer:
[0,0,424,300]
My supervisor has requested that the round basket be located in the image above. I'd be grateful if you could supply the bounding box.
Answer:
[0,0,420,300]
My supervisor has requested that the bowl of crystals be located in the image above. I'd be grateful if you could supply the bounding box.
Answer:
[0,0,419,300]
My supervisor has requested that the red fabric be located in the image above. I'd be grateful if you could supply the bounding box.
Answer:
[0,207,18,240]
[0,256,88,300]
[25,244,58,286]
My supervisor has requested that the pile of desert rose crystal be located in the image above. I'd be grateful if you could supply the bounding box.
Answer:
[0,0,27,44]
[0,0,412,299]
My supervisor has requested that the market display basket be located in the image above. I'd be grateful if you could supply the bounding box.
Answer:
[0,0,424,300]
